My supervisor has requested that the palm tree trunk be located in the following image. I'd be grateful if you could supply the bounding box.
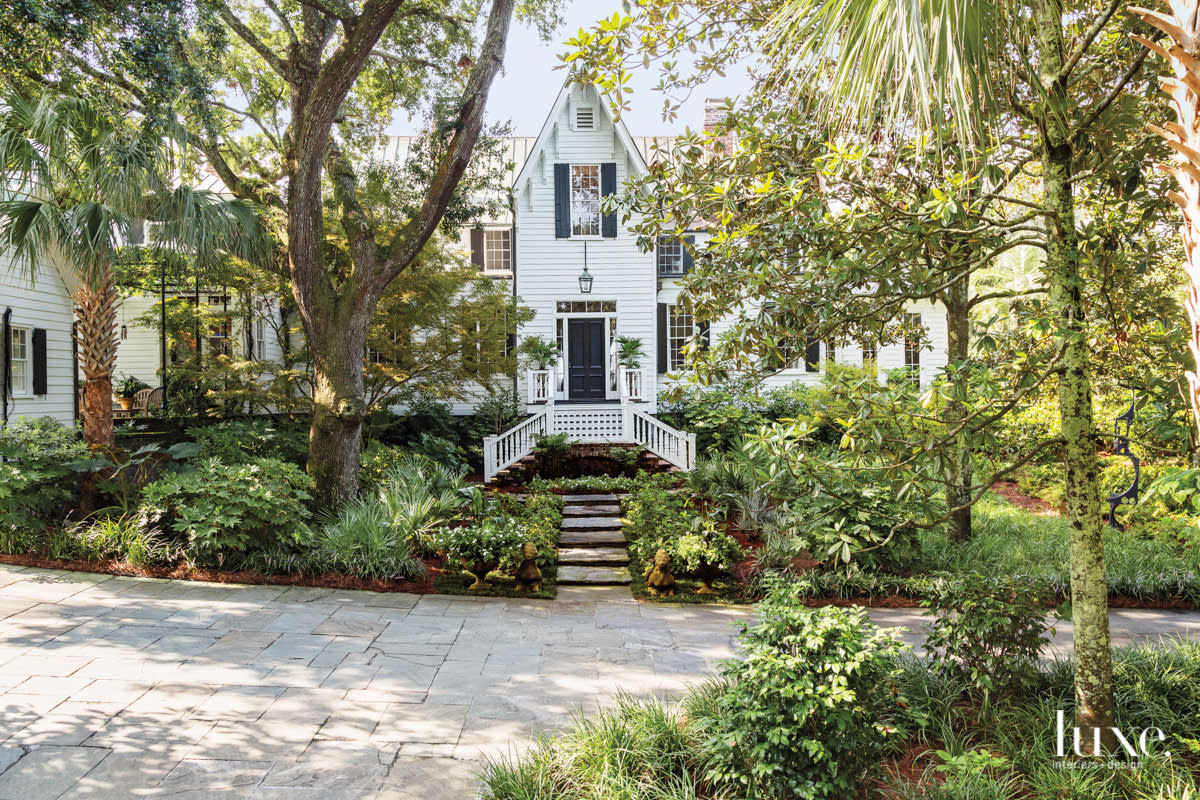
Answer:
[74,274,118,450]
[1034,0,1114,751]
[1130,2,1200,464]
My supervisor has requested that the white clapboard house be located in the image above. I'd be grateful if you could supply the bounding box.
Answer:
[376,83,946,482]
[1,254,79,426]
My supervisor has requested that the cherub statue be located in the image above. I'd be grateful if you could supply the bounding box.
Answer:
[644,549,675,597]
[514,541,543,592]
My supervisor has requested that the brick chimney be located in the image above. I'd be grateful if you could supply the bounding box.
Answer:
[703,98,733,155]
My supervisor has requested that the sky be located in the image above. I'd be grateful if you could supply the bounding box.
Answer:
[387,0,755,137]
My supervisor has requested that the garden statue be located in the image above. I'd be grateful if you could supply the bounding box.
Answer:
[644,549,676,597]
[514,541,542,592]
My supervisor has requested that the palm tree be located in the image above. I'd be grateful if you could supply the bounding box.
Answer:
[0,92,262,449]
[762,0,1122,746]
[1130,2,1200,459]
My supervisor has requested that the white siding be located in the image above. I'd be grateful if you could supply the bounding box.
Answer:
[513,84,659,412]
[114,292,292,405]
[0,256,77,425]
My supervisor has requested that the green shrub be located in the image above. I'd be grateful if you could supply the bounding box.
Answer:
[358,441,411,493]
[140,457,313,564]
[435,515,526,567]
[620,481,693,566]
[0,417,88,529]
[406,432,468,474]
[923,573,1053,702]
[788,462,927,570]
[188,419,307,466]
[693,583,907,799]
[494,491,562,570]
[527,472,679,493]
[658,384,770,454]
[312,497,426,580]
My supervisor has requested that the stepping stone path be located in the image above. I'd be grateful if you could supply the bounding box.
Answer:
[556,494,633,587]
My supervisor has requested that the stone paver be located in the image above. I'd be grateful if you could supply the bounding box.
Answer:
[560,517,622,530]
[558,529,626,546]
[557,566,633,585]
[558,547,630,566]
[2,564,1199,798]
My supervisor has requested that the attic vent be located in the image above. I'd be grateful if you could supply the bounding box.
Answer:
[575,107,595,130]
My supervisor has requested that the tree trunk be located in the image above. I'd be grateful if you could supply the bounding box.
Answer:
[302,295,373,509]
[73,277,118,450]
[944,278,973,543]
[1034,0,1114,751]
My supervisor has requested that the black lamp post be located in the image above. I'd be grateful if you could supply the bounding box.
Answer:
[578,266,594,294]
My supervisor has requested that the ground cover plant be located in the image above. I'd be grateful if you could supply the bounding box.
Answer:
[0,417,564,597]
[483,582,1200,800]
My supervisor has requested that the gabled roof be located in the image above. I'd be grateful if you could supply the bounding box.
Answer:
[511,82,649,192]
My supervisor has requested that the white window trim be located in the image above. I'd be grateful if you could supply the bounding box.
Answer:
[7,326,31,397]
[657,237,685,276]
[666,305,694,372]
[482,228,512,274]
[570,164,602,238]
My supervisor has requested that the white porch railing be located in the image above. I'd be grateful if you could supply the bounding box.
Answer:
[618,367,646,403]
[483,403,696,482]
[483,407,551,483]
[627,408,696,471]
[526,369,554,404]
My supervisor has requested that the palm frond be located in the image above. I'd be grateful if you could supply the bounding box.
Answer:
[764,0,1018,142]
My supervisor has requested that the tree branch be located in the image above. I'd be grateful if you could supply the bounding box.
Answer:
[217,2,290,77]
[380,0,515,286]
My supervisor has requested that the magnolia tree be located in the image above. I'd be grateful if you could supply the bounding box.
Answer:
[567,0,1174,749]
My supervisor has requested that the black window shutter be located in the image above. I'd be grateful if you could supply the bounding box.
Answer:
[554,163,571,238]
[32,328,47,395]
[470,229,485,269]
[697,321,710,351]
[682,235,695,273]
[805,338,821,373]
[601,162,617,238]
[657,304,668,372]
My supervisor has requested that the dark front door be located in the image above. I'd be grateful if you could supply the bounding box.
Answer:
[567,318,606,400]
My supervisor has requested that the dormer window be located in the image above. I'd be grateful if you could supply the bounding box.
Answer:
[575,107,595,130]
[570,165,601,236]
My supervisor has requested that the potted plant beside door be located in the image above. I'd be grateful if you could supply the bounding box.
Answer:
[617,337,645,400]
[521,336,559,403]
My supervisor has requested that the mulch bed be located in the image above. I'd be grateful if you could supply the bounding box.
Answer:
[0,552,444,594]
[991,479,1062,515]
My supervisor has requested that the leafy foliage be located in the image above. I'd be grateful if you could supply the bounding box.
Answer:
[188,419,308,466]
[694,584,906,800]
[140,457,313,564]
[923,574,1053,702]
[0,417,88,530]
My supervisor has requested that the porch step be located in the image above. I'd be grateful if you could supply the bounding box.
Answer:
[557,565,632,585]
[563,504,621,517]
[559,547,630,567]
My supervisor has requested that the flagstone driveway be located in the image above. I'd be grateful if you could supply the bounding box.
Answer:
[1,563,1199,799]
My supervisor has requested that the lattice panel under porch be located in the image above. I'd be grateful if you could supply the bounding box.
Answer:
[553,407,624,441]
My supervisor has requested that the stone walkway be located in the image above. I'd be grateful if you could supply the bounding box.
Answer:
[1,564,1199,799]
[556,493,632,586]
